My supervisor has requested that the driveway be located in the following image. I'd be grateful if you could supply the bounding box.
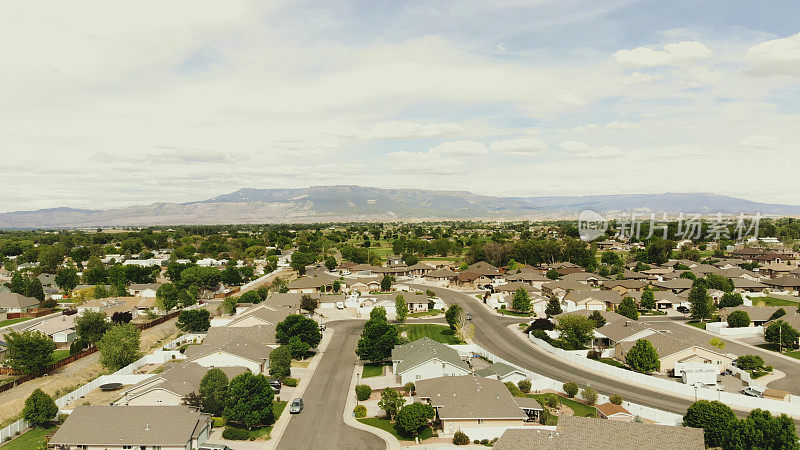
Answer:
[276,320,385,450]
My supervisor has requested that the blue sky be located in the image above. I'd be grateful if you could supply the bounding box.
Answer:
[1,0,799,211]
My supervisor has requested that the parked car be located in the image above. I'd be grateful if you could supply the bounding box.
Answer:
[268,379,282,393]
[199,445,231,450]
[466,313,472,320]
[676,306,690,314]
[741,387,762,398]
[290,398,304,414]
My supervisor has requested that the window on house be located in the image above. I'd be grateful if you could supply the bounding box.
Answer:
[477,419,484,424]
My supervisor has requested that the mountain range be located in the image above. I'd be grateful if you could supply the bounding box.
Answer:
[2,185,799,228]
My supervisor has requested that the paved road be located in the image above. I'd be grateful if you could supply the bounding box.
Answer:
[277,320,385,450]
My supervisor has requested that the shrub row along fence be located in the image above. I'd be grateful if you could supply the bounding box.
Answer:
[526,333,800,418]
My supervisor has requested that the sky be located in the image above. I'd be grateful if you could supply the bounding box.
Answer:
[2,0,800,212]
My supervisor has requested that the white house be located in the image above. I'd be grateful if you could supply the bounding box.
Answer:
[474,362,529,384]
[391,337,471,384]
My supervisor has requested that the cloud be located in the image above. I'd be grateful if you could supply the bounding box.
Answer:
[575,121,641,132]
[558,141,623,158]
[429,140,488,156]
[740,135,779,149]
[490,138,549,155]
[343,121,467,140]
[613,41,712,67]
[386,151,464,175]
[748,32,800,76]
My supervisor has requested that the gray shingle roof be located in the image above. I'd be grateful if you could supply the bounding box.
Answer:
[185,326,273,362]
[415,375,527,420]
[474,362,525,378]
[128,362,248,398]
[391,337,469,374]
[0,293,39,309]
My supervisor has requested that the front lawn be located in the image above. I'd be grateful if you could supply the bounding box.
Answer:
[407,309,442,318]
[529,394,597,418]
[223,401,287,440]
[754,297,799,307]
[396,324,463,344]
[687,321,706,330]
[599,358,630,370]
[357,417,432,441]
[0,318,33,328]
[497,309,533,317]
[362,362,388,378]
[783,350,800,360]
[1,425,57,449]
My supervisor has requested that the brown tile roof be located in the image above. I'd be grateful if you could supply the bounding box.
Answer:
[596,402,632,418]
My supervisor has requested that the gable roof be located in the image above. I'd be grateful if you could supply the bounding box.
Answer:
[0,293,39,309]
[474,362,525,378]
[415,375,527,420]
[185,326,273,362]
[424,268,458,278]
[128,362,247,398]
[616,333,727,360]
[718,305,786,322]
[762,277,800,288]
[564,289,623,304]
[391,337,469,374]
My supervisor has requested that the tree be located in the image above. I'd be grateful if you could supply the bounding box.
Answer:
[10,272,27,295]
[765,320,799,350]
[625,338,659,373]
[639,288,655,310]
[26,278,45,302]
[688,284,713,321]
[545,297,562,317]
[222,296,238,315]
[4,330,55,375]
[288,335,311,359]
[610,394,623,405]
[380,274,393,291]
[617,297,639,320]
[555,314,594,349]
[395,295,408,323]
[683,400,737,448]
[22,389,58,427]
[445,304,463,331]
[300,294,318,315]
[378,388,405,420]
[290,251,315,275]
[75,310,110,343]
[269,345,292,378]
[221,266,243,286]
[111,311,133,324]
[356,307,399,362]
[454,311,474,343]
[177,309,211,332]
[98,323,141,371]
[735,354,765,371]
[224,373,275,429]
[199,368,229,416]
[705,273,733,293]
[275,315,322,350]
[512,287,531,312]
[588,310,606,328]
[156,283,180,312]
[518,379,531,393]
[724,409,799,450]
[545,268,560,280]
[719,292,744,308]
[395,402,435,437]
[55,268,79,293]
[563,382,579,398]
[325,256,337,271]
[580,386,598,405]
[727,310,750,328]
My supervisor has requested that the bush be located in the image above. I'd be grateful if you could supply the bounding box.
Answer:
[355,384,372,401]
[474,440,480,444]
[581,386,598,405]
[222,427,250,440]
[453,431,470,445]
[587,349,601,360]
[404,382,416,395]
[610,394,623,405]
[212,417,225,428]
[544,393,559,408]
[504,381,523,397]
[563,382,579,398]
[727,310,750,328]
[283,378,299,387]
[517,379,531,394]
[481,439,489,445]
[354,405,367,418]
[532,329,549,341]
[735,354,765,371]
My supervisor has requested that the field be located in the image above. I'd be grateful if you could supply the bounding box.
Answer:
[396,324,463,344]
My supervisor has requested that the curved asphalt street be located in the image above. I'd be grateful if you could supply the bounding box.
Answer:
[276,320,385,450]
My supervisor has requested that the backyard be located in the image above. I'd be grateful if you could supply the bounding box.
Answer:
[396,324,463,344]
[1,425,56,450]
[362,362,389,378]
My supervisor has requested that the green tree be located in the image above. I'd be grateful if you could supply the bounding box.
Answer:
[222,296,238,315]
[300,294,318,315]
[445,304,463,331]
[724,409,799,450]
[624,338,660,373]
[199,368,229,416]
[75,310,110,343]
[355,307,399,362]
[588,310,606,328]
[224,373,275,429]
[22,389,58,427]
[177,309,211,332]
[683,400,737,448]
[545,268,560,280]
[288,335,311,359]
[325,256,337,271]
[55,268,79,293]
[545,297,562,317]
[26,278,45,302]
[395,295,408,323]
[563,382,579,398]
[97,323,141,371]
[395,402,435,437]
[727,310,750,328]
[221,266,243,286]
[617,297,639,320]
[512,287,531,312]
[4,330,56,375]
[378,388,405,420]
[765,320,799,350]
[688,284,713,321]
[734,354,765,371]
[639,288,655,310]
[380,274,393,291]
[719,292,744,308]
[275,315,322,349]
[555,314,595,349]
[156,283,180,312]
[268,345,292,378]
[10,271,28,295]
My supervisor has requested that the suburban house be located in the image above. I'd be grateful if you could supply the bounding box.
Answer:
[400,293,434,312]
[563,289,622,310]
[349,278,381,292]
[184,326,273,373]
[595,402,635,422]
[23,314,77,347]
[287,275,341,294]
[492,416,704,450]
[0,293,39,314]
[503,270,549,288]
[732,278,768,293]
[615,333,733,374]
[407,262,435,277]
[76,296,156,319]
[121,362,247,406]
[391,337,470,384]
[761,277,800,296]
[627,290,682,310]
[415,375,536,437]
[540,279,593,298]
[602,279,648,295]
[423,268,458,286]
[560,272,609,287]
[226,303,295,331]
[474,362,529,384]
[129,283,161,298]
[718,305,786,326]
[652,278,693,294]
[49,405,211,450]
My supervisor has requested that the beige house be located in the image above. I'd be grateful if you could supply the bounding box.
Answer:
[615,334,733,374]
[122,362,247,406]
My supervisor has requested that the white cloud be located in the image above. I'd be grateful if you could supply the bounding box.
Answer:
[740,135,779,149]
[429,140,488,156]
[748,32,800,76]
[386,151,464,175]
[558,141,623,158]
[490,138,549,155]
[343,121,467,140]
[575,121,642,131]
[613,41,712,67]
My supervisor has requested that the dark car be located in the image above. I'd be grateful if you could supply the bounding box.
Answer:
[677,306,690,314]
[268,379,282,393]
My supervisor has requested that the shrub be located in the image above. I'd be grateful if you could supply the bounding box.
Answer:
[517,379,531,394]
[527,318,555,331]
[587,349,601,360]
[481,439,490,445]
[532,329,549,341]
[544,393,559,408]
[563,382,579,398]
[609,394,623,405]
[735,354,765,371]
[22,389,58,426]
[727,310,750,328]
[283,378,299,387]
[212,417,225,427]
[354,405,367,418]
[453,431,470,445]
[404,382,416,395]
[474,440,480,444]
[355,384,372,401]
[222,427,250,440]
[504,381,523,397]
[581,387,598,405]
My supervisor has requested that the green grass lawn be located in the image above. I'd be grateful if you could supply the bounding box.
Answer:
[52,349,71,363]
[0,318,33,328]
[1,425,56,449]
[357,417,432,441]
[362,362,388,378]
[687,321,707,330]
[498,309,534,317]
[784,350,800,360]
[529,394,597,418]
[599,358,630,370]
[225,401,287,440]
[754,297,800,307]
[396,324,463,344]
[407,309,442,318]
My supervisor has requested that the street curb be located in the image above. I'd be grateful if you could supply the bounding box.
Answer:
[342,365,401,450]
